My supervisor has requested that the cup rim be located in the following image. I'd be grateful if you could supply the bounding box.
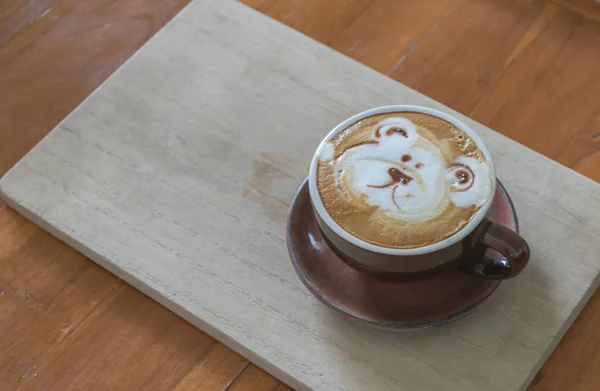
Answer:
[308,105,497,256]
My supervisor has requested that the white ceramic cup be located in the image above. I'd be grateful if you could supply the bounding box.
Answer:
[308,105,529,278]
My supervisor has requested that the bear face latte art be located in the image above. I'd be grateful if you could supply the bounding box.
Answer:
[316,112,494,249]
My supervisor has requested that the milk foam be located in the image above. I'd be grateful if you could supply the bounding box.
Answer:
[319,117,492,225]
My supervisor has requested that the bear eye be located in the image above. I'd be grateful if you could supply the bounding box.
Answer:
[446,164,474,191]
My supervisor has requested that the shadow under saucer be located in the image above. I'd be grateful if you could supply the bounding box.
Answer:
[286,178,518,331]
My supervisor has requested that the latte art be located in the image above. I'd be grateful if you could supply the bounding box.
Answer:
[316,112,493,249]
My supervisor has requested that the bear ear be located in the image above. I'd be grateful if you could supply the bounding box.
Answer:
[445,163,475,192]
[447,157,493,208]
[376,126,409,138]
[375,118,417,140]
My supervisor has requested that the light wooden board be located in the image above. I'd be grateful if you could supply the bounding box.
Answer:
[2,1,600,390]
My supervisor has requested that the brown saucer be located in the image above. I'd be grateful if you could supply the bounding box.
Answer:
[286,178,518,330]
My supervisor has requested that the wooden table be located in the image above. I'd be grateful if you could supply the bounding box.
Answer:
[1,0,599,390]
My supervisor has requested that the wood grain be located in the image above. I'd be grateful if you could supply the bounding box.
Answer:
[248,0,458,74]
[17,287,216,391]
[172,344,248,391]
[2,1,600,390]
[0,206,121,390]
[1,0,600,390]
[388,0,548,114]
[0,0,57,47]
[0,0,190,176]
[227,365,282,391]
[555,0,600,21]
[472,2,600,167]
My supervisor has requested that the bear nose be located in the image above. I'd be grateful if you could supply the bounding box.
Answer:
[388,167,412,185]
[366,167,413,189]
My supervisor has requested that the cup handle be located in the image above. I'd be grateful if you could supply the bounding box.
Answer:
[460,219,530,279]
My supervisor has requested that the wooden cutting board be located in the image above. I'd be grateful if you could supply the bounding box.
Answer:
[2,1,600,390]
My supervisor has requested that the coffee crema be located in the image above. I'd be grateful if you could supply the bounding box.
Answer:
[316,112,493,249]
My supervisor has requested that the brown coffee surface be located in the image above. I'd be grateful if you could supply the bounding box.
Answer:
[316,112,492,249]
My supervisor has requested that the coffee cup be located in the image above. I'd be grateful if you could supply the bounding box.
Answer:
[308,105,529,279]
